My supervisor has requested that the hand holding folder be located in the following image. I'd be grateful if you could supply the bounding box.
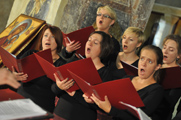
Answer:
[68,70,144,110]
[62,26,95,56]
[0,46,53,82]
[34,53,102,92]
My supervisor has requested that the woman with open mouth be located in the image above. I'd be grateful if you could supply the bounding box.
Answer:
[62,5,120,67]
[88,45,167,120]
[14,25,67,113]
[52,31,114,120]
[161,34,181,120]
[111,27,145,80]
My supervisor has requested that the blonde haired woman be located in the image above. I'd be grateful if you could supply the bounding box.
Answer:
[63,5,120,66]
[111,27,145,80]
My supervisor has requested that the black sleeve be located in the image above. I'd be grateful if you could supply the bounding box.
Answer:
[72,90,91,107]
[141,87,164,116]
[109,106,138,120]
[51,83,66,97]
[61,47,75,59]
[73,90,110,114]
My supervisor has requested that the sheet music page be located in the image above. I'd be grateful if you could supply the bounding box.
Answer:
[0,99,47,120]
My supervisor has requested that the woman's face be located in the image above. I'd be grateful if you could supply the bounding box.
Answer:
[122,32,141,53]
[162,39,179,65]
[96,8,114,31]
[85,33,102,59]
[42,28,57,52]
[138,49,160,79]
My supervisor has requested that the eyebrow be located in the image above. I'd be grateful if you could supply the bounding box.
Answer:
[140,56,155,61]
[164,45,176,49]
[93,39,100,42]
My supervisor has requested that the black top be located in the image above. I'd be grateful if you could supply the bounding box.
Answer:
[17,50,66,113]
[171,97,181,120]
[111,59,139,80]
[109,82,165,120]
[111,36,120,54]
[62,35,120,66]
[173,108,181,120]
[52,66,112,120]
[165,88,181,120]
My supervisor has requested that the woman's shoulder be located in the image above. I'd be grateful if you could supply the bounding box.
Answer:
[111,35,118,42]
[132,59,139,67]
[54,56,67,67]
[118,52,124,57]
[144,83,164,93]
[98,66,112,82]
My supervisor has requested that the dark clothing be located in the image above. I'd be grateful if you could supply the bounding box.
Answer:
[109,83,165,120]
[52,65,112,120]
[17,49,66,113]
[177,100,181,115]
[173,111,181,120]
[172,100,181,120]
[111,59,139,80]
[112,36,120,53]
[165,88,181,120]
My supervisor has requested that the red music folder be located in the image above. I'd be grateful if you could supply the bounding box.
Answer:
[120,60,138,76]
[68,70,144,109]
[160,66,181,89]
[34,53,102,92]
[62,26,95,56]
[0,46,53,82]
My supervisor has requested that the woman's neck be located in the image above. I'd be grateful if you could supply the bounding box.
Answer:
[96,28,109,35]
[121,52,139,62]
[162,62,179,68]
[132,76,156,91]
[92,57,104,70]
[51,50,59,62]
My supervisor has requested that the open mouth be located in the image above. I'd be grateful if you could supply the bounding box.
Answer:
[163,55,168,60]
[123,45,128,49]
[99,20,103,24]
[140,68,145,74]
[87,48,91,53]
[45,43,50,45]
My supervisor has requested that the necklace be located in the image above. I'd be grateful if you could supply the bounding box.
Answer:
[53,58,58,61]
